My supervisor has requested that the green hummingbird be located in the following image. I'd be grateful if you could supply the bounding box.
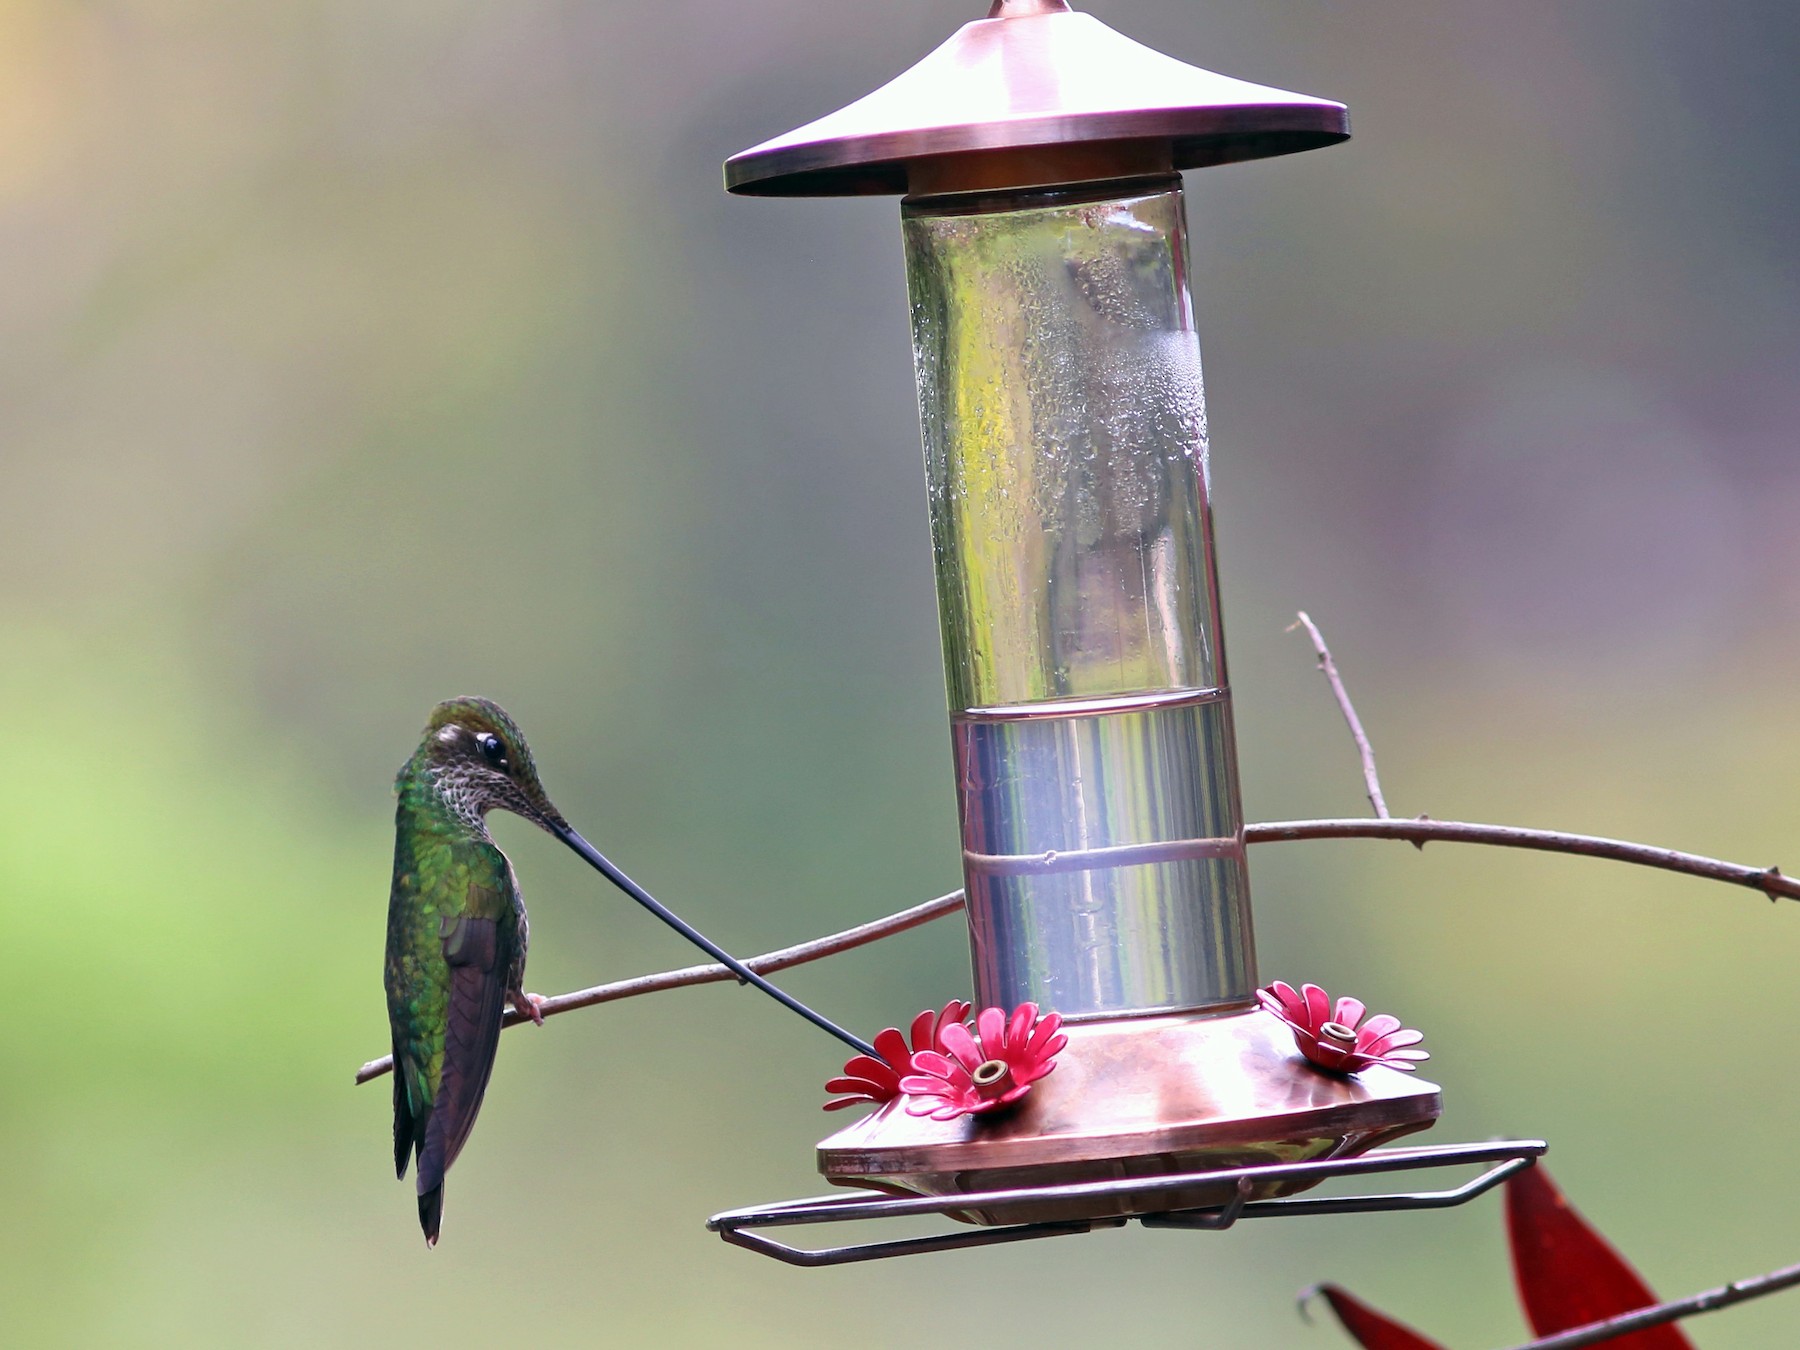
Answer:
[385,697,562,1247]
[382,699,879,1246]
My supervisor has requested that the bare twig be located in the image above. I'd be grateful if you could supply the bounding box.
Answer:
[1245,817,1800,902]
[354,890,964,1085]
[1290,611,1390,818]
[355,818,1798,1084]
[1493,1258,1800,1350]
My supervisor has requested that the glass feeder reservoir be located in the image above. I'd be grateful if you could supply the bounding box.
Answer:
[728,0,1441,1224]
[911,178,1245,1023]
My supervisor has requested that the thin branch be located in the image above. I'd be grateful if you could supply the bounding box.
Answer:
[354,889,965,1085]
[1493,1258,1800,1350]
[1289,611,1390,818]
[1245,817,1800,902]
[355,818,1799,1084]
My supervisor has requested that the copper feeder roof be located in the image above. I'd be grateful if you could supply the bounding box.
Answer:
[725,0,1349,198]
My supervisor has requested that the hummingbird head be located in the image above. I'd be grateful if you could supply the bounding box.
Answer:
[416,697,569,835]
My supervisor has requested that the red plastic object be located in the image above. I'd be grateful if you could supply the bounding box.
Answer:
[900,1002,1068,1121]
[1258,981,1429,1075]
[1505,1166,1694,1348]
[1314,1285,1448,1350]
[823,1000,973,1111]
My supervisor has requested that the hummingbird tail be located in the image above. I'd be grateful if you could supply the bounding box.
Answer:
[419,1184,443,1247]
[392,1059,415,1181]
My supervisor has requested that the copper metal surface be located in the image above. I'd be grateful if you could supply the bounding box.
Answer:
[817,1009,1441,1224]
[725,3,1348,197]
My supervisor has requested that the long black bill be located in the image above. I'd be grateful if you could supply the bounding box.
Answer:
[553,825,879,1060]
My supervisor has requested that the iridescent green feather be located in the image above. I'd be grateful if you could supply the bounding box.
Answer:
[384,746,521,1210]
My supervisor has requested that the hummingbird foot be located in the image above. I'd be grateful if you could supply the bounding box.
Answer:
[510,991,547,1026]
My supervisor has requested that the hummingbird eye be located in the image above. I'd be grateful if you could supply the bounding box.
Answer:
[475,732,509,769]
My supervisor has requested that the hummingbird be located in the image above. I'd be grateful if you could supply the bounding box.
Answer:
[385,697,561,1246]
[382,700,878,1246]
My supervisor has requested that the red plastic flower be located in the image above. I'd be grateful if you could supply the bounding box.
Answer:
[900,1002,1067,1121]
[823,999,973,1111]
[1257,981,1428,1075]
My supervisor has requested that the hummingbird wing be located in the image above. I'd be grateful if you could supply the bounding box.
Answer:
[387,806,526,1244]
[410,867,521,1244]
[428,902,510,1172]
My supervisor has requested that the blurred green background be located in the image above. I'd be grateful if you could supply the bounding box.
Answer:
[3,1,1797,1345]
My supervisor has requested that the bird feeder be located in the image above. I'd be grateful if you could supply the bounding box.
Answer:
[711,0,1540,1261]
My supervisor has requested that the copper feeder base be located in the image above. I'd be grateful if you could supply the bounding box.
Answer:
[817,1008,1441,1225]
